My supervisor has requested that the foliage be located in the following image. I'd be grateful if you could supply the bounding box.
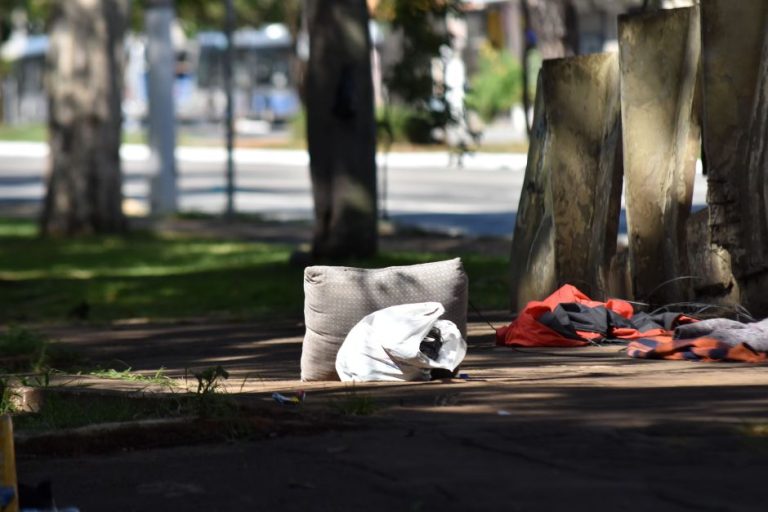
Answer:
[173,0,301,33]
[375,0,463,142]
[378,104,433,144]
[189,365,236,417]
[0,376,19,414]
[0,0,301,37]
[466,44,523,123]
[0,0,49,40]
[193,365,229,396]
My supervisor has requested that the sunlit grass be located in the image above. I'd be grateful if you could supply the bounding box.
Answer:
[0,123,148,145]
[0,217,508,323]
[0,123,47,142]
[89,367,178,388]
[0,218,37,237]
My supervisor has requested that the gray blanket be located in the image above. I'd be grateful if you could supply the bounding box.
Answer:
[674,318,768,351]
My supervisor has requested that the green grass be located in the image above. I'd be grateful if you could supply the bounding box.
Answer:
[0,123,147,145]
[0,218,508,323]
[0,122,528,153]
[330,387,378,416]
[0,325,83,373]
[0,123,47,142]
[89,367,177,388]
[13,393,187,432]
[0,325,50,371]
[0,123,215,147]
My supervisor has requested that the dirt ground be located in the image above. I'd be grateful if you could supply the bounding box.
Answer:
[16,317,768,512]
[8,219,768,510]
[148,216,514,258]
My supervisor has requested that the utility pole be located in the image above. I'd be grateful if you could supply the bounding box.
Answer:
[145,0,178,215]
[224,0,236,218]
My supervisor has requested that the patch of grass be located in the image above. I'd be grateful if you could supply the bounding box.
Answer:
[0,377,21,414]
[0,325,83,377]
[743,423,768,437]
[0,217,508,323]
[13,366,236,433]
[0,325,51,372]
[0,226,302,322]
[12,393,187,432]
[186,365,239,418]
[0,217,37,238]
[0,123,47,142]
[89,367,177,388]
[0,123,147,145]
[331,387,377,416]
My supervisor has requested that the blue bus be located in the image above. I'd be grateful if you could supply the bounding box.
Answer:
[0,32,48,124]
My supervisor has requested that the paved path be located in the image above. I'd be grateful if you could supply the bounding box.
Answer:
[17,319,768,511]
[0,142,710,238]
[0,143,524,237]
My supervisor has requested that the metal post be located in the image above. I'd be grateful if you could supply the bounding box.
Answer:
[145,0,178,215]
[224,0,236,219]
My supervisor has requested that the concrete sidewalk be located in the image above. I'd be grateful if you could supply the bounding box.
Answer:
[0,141,528,171]
[16,318,768,511]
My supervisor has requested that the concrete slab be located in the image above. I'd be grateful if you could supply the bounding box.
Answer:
[34,319,768,426]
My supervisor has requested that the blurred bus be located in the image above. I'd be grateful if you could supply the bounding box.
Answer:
[0,32,47,124]
[2,23,301,126]
[129,23,300,125]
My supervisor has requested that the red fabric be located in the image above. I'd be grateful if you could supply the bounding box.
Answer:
[495,310,589,347]
[496,284,643,347]
[539,284,634,319]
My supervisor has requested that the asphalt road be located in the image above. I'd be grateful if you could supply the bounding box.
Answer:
[0,143,709,238]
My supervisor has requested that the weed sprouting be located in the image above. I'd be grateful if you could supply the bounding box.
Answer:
[0,376,20,414]
[186,365,236,417]
[0,325,50,372]
[193,365,229,395]
[331,386,377,416]
[89,367,177,389]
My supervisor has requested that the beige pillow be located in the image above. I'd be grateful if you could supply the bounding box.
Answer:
[300,258,468,381]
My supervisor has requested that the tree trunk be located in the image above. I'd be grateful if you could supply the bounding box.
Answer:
[305,0,377,260]
[526,0,578,59]
[510,53,623,310]
[700,0,768,315]
[619,7,701,305]
[42,0,128,236]
[521,0,579,135]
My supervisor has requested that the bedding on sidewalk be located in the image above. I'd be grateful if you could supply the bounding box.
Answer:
[495,284,695,348]
[497,285,768,362]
